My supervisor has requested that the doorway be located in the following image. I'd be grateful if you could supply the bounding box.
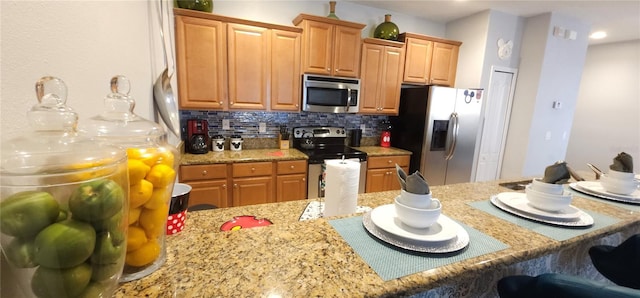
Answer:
[475,66,518,181]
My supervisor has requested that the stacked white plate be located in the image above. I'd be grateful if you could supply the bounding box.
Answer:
[362,200,469,253]
[490,192,594,227]
[570,181,640,204]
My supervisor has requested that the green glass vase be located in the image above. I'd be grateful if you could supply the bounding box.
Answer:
[374,14,399,41]
[177,0,213,13]
[327,1,339,20]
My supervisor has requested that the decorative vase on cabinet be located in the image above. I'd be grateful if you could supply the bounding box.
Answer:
[176,0,213,12]
[327,1,339,19]
[374,14,399,41]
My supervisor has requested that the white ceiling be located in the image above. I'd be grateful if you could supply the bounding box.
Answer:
[350,0,640,45]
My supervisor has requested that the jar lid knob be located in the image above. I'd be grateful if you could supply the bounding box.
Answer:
[29,76,78,132]
[104,75,136,115]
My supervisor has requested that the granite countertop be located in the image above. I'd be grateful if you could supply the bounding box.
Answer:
[180,146,410,165]
[115,179,639,297]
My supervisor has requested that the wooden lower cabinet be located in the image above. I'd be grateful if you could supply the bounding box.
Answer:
[365,155,410,193]
[181,159,307,207]
[232,176,273,206]
[179,164,229,209]
[276,160,307,202]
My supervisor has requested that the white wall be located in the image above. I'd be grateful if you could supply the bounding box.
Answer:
[0,1,446,143]
[445,10,490,89]
[566,40,640,173]
[501,12,590,178]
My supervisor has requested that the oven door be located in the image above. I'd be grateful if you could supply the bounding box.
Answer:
[307,160,367,199]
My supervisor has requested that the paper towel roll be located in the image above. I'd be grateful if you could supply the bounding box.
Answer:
[323,159,360,217]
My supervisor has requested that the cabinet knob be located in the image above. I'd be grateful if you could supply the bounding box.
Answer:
[202,170,208,176]
[290,165,295,169]
[233,184,238,188]
[251,167,255,172]
[327,68,330,71]
[387,160,392,164]
[302,178,306,182]
[223,184,227,189]
[230,101,234,105]
[219,101,223,105]
[295,104,299,108]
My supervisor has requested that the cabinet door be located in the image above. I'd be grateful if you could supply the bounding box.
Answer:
[185,180,229,208]
[403,37,433,84]
[366,168,393,193]
[332,25,361,77]
[232,176,273,206]
[176,16,227,110]
[359,43,384,114]
[227,23,269,110]
[300,20,333,75]
[270,30,301,111]
[276,174,307,202]
[378,46,405,114]
[429,42,459,87]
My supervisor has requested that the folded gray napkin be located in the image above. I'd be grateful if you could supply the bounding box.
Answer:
[396,164,430,194]
[542,161,570,184]
[609,152,633,173]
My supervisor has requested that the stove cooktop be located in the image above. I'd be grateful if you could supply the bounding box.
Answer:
[292,126,367,164]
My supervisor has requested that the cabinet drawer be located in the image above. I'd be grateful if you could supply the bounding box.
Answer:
[367,155,410,169]
[232,162,273,177]
[180,164,227,181]
[277,160,307,175]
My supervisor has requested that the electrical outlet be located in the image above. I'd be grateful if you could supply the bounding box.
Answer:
[222,119,230,130]
[259,122,266,133]
[360,124,366,132]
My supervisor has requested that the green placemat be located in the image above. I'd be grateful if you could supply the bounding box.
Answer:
[328,216,509,281]
[468,200,621,241]
[567,187,640,212]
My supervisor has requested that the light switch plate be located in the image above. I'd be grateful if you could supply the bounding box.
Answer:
[259,122,266,133]
[222,119,230,130]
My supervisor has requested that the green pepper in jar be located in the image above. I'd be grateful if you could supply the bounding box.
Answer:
[0,191,59,238]
[90,231,125,265]
[31,263,92,298]
[4,237,37,268]
[34,220,96,269]
[68,179,124,222]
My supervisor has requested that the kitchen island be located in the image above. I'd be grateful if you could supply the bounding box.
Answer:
[115,179,639,297]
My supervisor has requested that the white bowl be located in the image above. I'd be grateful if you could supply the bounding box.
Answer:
[394,197,441,229]
[600,174,639,195]
[607,169,636,181]
[530,178,564,195]
[397,189,432,209]
[525,185,573,212]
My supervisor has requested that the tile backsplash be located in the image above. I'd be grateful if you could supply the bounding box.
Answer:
[180,110,389,139]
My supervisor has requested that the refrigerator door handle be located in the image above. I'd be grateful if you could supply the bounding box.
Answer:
[445,112,459,161]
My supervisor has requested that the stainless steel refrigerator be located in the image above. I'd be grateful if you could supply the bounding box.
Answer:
[390,85,483,185]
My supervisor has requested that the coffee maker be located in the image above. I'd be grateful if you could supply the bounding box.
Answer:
[186,119,210,154]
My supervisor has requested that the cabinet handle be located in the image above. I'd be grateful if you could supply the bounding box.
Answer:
[230,101,234,105]
[387,160,392,164]
[251,167,255,172]
[295,104,299,108]
[302,178,306,182]
[223,184,227,189]
[219,101,223,105]
[327,68,330,71]
[201,170,208,176]
[290,165,295,169]
[233,184,238,188]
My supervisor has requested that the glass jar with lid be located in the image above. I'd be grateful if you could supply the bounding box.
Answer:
[0,76,129,297]
[79,75,179,282]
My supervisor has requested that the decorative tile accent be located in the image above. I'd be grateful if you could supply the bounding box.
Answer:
[180,110,389,140]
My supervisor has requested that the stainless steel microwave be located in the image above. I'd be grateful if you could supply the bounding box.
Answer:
[302,74,360,113]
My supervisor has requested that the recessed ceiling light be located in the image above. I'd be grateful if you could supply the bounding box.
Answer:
[590,31,607,39]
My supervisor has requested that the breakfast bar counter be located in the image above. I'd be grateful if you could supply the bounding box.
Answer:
[115,179,639,297]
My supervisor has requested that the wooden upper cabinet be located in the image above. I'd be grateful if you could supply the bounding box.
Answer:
[293,14,365,78]
[430,42,459,87]
[175,15,228,110]
[174,8,302,111]
[270,29,302,111]
[227,23,269,110]
[399,32,461,87]
[359,38,405,115]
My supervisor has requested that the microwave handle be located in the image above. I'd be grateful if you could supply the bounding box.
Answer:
[306,81,349,90]
[345,87,351,112]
